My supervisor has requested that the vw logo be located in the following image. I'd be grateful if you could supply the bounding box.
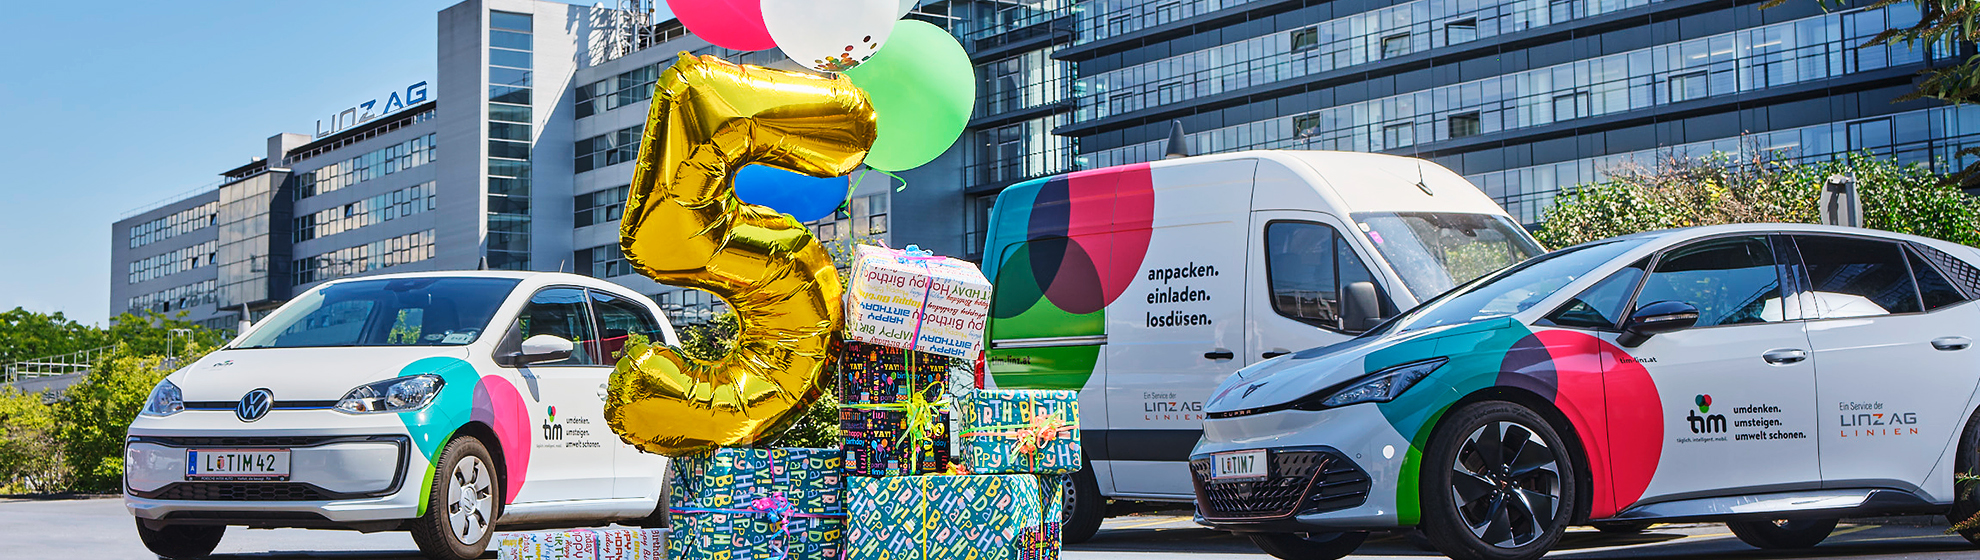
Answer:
[236,388,273,422]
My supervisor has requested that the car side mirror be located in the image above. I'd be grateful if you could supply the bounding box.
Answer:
[1341,281,1386,333]
[510,334,574,366]
[1617,301,1699,347]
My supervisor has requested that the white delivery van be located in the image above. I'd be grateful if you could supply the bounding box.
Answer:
[979,150,1546,541]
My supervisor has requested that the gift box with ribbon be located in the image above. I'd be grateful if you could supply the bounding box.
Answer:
[845,474,1063,560]
[845,244,992,360]
[958,390,1082,475]
[667,448,846,560]
[839,341,955,477]
[497,528,667,560]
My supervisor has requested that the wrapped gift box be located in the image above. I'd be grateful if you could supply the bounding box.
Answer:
[667,448,845,560]
[838,342,956,477]
[845,244,992,359]
[497,528,666,560]
[958,390,1082,475]
[846,474,1063,560]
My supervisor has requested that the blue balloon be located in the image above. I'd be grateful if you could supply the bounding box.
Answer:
[732,164,849,222]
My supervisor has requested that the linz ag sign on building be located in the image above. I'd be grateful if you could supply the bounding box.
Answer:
[314,81,430,138]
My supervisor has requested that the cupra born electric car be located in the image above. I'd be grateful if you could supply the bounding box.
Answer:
[125,272,675,560]
[1193,224,1980,560]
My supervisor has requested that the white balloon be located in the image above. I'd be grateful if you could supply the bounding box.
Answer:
[761,0,901,73]
[897,0,917,18]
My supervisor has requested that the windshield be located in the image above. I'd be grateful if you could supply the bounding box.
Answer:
[1388,237,1650,333]
[234,277,520,349]
[1353,212,1546,301]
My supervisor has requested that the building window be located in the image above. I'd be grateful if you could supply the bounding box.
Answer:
[1383,123,1414,149]
[575,126,643,173]
[854,194,889,235]
[575,185,630,228]
[292,134,438,201]
[579,244,631,278]
[487,9,535,272]
[1445,19,1478,45]
[1290,27,1319,52]
[129,201,219,249]
[815,221,840,240]
[1380,33,1411,59]
[1552,92,1592,122]
[294,182,438,243]
[292,230,437,286]
[1669,71,1709,103]
[1448,112,1482,138]
[1294,114,1323,138]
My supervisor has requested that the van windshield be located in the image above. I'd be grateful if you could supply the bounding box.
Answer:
[233,277,520,349]
[1352,212,1545,302]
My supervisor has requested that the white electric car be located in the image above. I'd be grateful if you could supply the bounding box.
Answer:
[1194,224,1980,560]
[125,272,676,560]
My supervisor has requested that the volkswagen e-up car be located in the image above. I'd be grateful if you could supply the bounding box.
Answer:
[125,272,675,560]
[1193,224,1980,560]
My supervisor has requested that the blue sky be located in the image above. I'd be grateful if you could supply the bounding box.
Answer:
[0,1,661,325]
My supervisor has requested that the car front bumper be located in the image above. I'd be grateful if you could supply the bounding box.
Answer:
[1189,402,1417,532]
[124,410,432,529]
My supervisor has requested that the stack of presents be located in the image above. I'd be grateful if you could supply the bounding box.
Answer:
[501,245,1080,560]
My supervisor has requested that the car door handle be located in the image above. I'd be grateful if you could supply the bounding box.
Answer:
[1262,351,1291,359]
[1204,350,1235,360]
[1762,349,1807,365]
[1932,337,1971,351]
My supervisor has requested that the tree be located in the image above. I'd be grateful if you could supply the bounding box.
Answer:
[53,342,213,493]
[1537,151,1980,248]
[0,308,110,365]
[1765,0,1980,180]
[0,387,64,494]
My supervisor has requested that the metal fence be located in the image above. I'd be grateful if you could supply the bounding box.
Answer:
[2,345,113,385]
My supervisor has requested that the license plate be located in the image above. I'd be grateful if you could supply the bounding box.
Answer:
[1211,449,1267,479]
[187,449,290,481]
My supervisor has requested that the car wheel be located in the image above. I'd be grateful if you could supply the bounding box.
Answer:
[409,436,502,560]
[1247,531,1367,560]
[1947,407,1980,545]
[1420,401,1577,560]
[1727,518,1836,549]
[1590,521,1653,534]
[134,519,225,559]
[1061,464,1105,544]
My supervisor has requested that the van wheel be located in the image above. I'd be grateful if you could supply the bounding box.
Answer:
[1727,518,1836,549]
[1946,407,1980,545]
[134,519,224,559]
[1247,531,1366,560]
[409,436,502,560]
[1419,401,1577,560]
[1062,464,1105,544]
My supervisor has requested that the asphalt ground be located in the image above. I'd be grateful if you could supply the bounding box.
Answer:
[3,497,1975,559]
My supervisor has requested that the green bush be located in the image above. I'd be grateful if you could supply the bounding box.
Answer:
[54,344,208,493]
[0,387,64,494]
[1538,152,1980,248]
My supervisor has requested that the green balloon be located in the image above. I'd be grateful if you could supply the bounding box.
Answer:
[844,19,975,172]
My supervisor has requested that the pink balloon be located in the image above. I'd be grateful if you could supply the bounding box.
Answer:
[667,0,776,51]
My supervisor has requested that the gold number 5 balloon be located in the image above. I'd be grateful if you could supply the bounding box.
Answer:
[605,53,876,456]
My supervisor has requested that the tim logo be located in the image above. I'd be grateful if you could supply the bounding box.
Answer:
[1688,394,1727,434]
[542,406,563,440]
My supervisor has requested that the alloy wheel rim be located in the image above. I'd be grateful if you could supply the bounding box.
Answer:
[446,455,494,545]
[1450,420,1561,549]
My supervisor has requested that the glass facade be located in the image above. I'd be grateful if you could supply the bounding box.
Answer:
[575,125,643,173]
[129,280,217,314]
[292,229,438,285]
[575,243,631,278]
[575,185,629,228]
[127,240,216,284]
[291,133,437,200]
[129,201,218,249]
[215,172,286,308]
[487,10,534,271]
[293,182,438,242]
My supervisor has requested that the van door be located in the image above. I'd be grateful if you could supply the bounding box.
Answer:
[586,289,672,501]
[1245,212,1385,365]
[506,287,616,503]
[1102,159,1255,498]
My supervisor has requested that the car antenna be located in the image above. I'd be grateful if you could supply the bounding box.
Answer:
[1415,163,1433,196]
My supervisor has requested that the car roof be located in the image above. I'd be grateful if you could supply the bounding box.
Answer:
[1559,223,1970,253]
[312,270,646,296]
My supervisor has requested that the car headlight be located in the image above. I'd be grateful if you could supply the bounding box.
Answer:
[139,379,184,417]
[1300,357,1447,410]
[335,375,445,414]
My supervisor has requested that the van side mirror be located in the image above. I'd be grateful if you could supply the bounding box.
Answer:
[1617,301,1699,347]
[509,334,575,366]
[1341,281,1385,333]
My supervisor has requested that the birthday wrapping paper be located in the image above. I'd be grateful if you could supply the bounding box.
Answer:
[845,474,1064,560]
[666,448,846,560]
[496,528,667,560]
[958,390,1082,475]
[839,341,955,477]
[845,244,991,359]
